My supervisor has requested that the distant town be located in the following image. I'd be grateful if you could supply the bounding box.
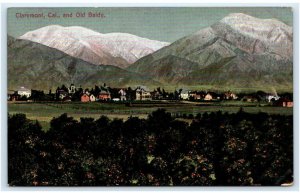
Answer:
[8,83,293,107]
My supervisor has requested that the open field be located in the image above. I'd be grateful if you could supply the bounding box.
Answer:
[8,101,293,131]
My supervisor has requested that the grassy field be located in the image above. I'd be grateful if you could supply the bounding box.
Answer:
[8,101,293,131]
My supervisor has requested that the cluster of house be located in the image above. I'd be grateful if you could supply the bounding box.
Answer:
[7,84,293,107]
[79,89,124,102]
[181,90,238,101]
[8,87,32,101]
[51,84,123,102]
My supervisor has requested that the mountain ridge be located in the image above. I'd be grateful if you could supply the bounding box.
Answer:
[8,36,160,91]
[127,13,293,92]
[19,25,169,68]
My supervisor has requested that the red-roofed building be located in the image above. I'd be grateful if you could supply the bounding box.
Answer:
[81,93,90,102]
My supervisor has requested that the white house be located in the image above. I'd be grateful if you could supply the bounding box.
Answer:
[68,84,76,94]
[224,91,238,100]
[136,86,151,101]
[17,87,31,98]
[180,90,189,100]
[204,93,213,101]
[89,94,96,102]
[118,89,127,101]
[266,94,280,102]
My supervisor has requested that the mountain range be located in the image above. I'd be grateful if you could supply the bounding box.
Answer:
[8,13,293,92]
[19,25,169,69]
[8,36,158,91]
[128,13,293,92]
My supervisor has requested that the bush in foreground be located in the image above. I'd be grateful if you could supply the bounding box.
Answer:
[8,109,293,186]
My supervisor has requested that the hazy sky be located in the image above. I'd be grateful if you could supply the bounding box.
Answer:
[7,7,293,42]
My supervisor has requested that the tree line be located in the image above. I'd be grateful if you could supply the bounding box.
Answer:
[8,109,293,186]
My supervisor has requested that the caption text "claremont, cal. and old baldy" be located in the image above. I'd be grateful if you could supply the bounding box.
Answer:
[15,11,105,19]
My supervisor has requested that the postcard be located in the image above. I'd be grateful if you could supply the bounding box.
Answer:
[7,7,293,186]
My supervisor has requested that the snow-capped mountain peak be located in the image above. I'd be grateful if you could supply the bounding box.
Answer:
[19,25,169,68]
[211,13,292,58]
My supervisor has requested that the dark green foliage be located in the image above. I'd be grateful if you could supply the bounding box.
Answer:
[8,109,293,186]
[8,114,44,186]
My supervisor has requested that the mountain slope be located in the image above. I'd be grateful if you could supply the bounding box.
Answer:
[8,36,159,91]
[212,13,292,59]
[128,13,293,92]
[18,25,169,68]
